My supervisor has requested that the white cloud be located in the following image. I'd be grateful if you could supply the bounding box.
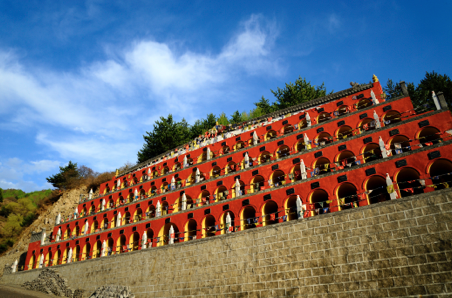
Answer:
[0,14,282,187]
[0,158,59,192]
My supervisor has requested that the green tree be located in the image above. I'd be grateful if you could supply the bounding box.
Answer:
[384,71,452,110]
[383,79,403,100]
[137,114,192,163]
[270,77,330,109]
[254,96,275,114]
[0,188,3,203]
[229,110,242,124]
[217,112,229,126]
[415,71,452,109]
[46,161,79,189]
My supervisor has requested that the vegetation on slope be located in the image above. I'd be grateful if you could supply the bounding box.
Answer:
[0,163,115,256]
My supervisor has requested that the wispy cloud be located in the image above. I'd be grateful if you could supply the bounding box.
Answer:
[0,158,58,192]
[0,14,282,190]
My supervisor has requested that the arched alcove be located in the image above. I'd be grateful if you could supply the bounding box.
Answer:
[259,151,271,164]
[146,205,156,219]
[161,201,169,215]
[134,208,143,222]
[215,185,228,200]
[130,232,140,251]
[173,161,181,171]
[203,215,217,238]
[313,157,331,175]
[118,235,127,253]
[282,124,294,135]
[225,161,237,174]
[295,140,307,152]
[359,118,376,132]
[231,180,245,198]
[221,145,230,155]
[185,219,197,241]
[418,126,442,146]
[234,141,245,151]
[271,170,286,187]
[90,220,98,233]
[265,130,277,141]
[289,164,303,182]
[146,229,154,248]
[366,175,390,204]
[318,112,331,123]
[336,105,348,116]
[383,110,402,124]
[161,166,170,176]
[336,183,358,210]
[337,125,354,139]
[357,98,371,110]
[123,211,131,225]
[220,211,235,234]
[285,195,300,220]
[429,159,452,190]
[93,240,102,258]
[211,166,222,179]
[83,243,91,260]
[74,246,80,262]
[316,132,333,146]
[158,223,179,246]
[337,150,358,168]
[390,135,411,155]
[396,167,423,198]
[149,186,157,196]
[276,145,290,159]
[199,190,210,205]
[310,189,329,215]
[262,200,278,226]
[241,206,257,230]
[362,143,382,163]
[250,175,265,193]
[298,119,308,129]
[106,238,114,256]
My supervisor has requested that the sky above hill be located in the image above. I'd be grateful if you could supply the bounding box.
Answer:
[0,0,451,192]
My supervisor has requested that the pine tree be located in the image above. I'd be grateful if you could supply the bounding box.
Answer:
[137,115,192,163]
[229,110,242,124]
[46,161,79,189]
[271,77,330,109]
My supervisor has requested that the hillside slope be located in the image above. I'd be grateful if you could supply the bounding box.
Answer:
[0,186,94,277]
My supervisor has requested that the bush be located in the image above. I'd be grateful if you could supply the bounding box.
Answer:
[21,213,36,227]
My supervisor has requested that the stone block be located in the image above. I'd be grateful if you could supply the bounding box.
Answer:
[387,287,407,297]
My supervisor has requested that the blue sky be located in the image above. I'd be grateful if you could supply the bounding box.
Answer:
[0,0,451,192]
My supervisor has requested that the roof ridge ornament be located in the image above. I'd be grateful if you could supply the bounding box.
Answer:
[372,74,379,83]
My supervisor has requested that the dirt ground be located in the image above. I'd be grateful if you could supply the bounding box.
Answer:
[0,284,56,298]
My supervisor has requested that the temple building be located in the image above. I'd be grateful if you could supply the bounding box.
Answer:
[22,75,452,270]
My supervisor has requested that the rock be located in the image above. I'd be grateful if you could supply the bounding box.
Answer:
[88,285,135,298]
[22,268,83,297]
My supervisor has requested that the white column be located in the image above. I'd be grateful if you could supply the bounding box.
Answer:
[379,136,388,158]
[371,90,379,105]
[169,226,175,245]
[386,173,398,200]
[296,195,302,219]
[432,91,441,110]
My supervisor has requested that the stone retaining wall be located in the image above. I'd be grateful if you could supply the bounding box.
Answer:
[2,189,452,298]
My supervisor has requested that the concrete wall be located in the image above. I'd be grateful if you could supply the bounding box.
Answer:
[3,188,452,298]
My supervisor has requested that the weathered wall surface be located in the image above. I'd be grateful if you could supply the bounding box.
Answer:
[2,189,452,298]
